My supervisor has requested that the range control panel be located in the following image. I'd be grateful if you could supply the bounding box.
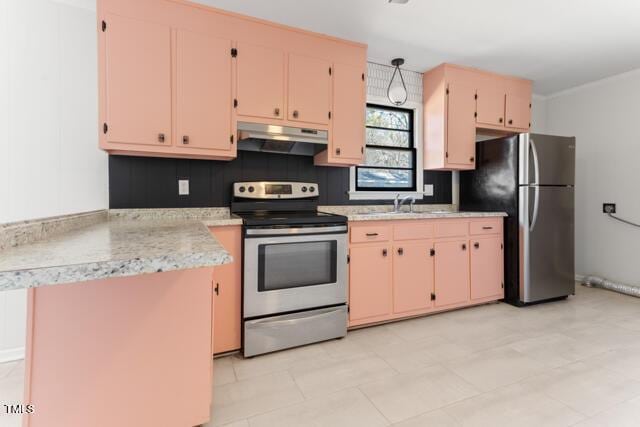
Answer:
[233,181,318,199]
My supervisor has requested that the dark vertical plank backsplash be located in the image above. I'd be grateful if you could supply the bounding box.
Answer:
[109,152,452,208]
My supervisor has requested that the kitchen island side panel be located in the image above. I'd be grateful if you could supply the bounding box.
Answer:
[22,268,214,427]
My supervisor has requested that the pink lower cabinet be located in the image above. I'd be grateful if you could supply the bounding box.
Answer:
[348,244,392,323]
[348,217,503,328]
[433,240,471,307]
[393,242,434,314]
[210,226,242,354]
[470,236,505,300]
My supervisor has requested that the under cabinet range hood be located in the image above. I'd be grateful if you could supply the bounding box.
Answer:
[237,122,328,156]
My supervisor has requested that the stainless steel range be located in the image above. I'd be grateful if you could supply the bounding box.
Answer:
[231,181,348,357]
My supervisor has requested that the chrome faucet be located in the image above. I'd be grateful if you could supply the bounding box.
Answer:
[393,194,416,213]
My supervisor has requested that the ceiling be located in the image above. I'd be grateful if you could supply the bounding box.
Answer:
[195,0,640,95]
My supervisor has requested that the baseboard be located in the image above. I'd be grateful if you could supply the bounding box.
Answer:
[0,347,25,363]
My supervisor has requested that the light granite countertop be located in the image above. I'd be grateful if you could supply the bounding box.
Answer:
[0,209,237,292]
[0,206,507,292]
[344,211,508,222]
[318,205,507,222]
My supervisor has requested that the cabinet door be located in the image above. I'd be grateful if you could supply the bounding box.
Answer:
[288,54,331,125]
[470,237,504,300]
[104,14,171,146]
[236,42,285,120]
[434,240,470,307]
[176,30,232,151]
[446,82,476,167]
[210,226,242,354]
[505,93,531,130]
[349,245,392,321]
[393,242,434,314]
[476,76,505,127]
[331,62,366,162]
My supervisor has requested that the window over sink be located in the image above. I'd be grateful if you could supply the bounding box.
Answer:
[350,99,423,200]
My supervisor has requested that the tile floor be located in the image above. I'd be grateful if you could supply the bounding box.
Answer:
[2,284,640,426]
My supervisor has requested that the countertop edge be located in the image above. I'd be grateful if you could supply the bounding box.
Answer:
[0,250,234,292]
[346,212,508,221]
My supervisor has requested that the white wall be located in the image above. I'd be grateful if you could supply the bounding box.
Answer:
[0,0,108,361]
[544,68,640,285]
[530,95,547,134]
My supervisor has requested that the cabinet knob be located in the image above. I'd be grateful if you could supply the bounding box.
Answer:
[182,135,189,145]
[508,119,513,125]
[474,242,480,249]
[462,243,467,251]
[499,118,503,123]
[397,248,404,256]
[214,282,219,296]
[335,148,341,156]
[293,110,299,119]
[382,248,388,257]
[274,108,280,116]
[158,133,165,143]
[470,156,475,162]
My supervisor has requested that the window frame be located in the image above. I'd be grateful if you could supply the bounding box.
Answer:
[349,95,424,200]
[355,103,417,192]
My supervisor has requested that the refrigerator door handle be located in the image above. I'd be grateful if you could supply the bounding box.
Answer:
[530,186,540,232]
[529,138,541,231]
[530,137,541,185]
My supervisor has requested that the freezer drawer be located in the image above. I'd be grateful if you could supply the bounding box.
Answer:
[519,186,575,303]
[244,305,347,357]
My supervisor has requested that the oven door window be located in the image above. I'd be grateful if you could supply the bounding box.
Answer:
[257,240,337,291]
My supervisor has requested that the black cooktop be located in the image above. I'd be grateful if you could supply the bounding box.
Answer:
[234,210,347,227]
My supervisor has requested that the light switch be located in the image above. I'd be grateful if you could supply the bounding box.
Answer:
[423,184,434,196]
[178,179,190,196]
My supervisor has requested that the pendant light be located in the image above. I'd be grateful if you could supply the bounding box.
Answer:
[387,58,408,106]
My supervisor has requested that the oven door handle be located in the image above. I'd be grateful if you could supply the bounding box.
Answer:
[246,307,345,327]
[245,225,347,236]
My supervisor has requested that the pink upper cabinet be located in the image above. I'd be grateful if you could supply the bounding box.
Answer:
[176,30,233,152]
[505,94,530,130]
[104,13,171,146]
[288,54,331,125]
[316,62,365,166]
[446,81,476,168]
[235,42,285,121]
[423,64,532,171]
[98,0,366,161]
[475,74,505,127]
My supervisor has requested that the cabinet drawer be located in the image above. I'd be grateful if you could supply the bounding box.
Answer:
[350,225,391,243]
[394,222,434,241]
[469,219,502,235]
[434,221,468,238]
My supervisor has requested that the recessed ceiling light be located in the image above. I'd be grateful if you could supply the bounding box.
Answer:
[388,0,410,4]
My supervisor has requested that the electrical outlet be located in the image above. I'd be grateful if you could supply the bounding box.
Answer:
[603,203,616,214]
[178,179,190,196]
[423,184,434,196]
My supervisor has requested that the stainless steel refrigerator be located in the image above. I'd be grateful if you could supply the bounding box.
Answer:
[460,133,575,306]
